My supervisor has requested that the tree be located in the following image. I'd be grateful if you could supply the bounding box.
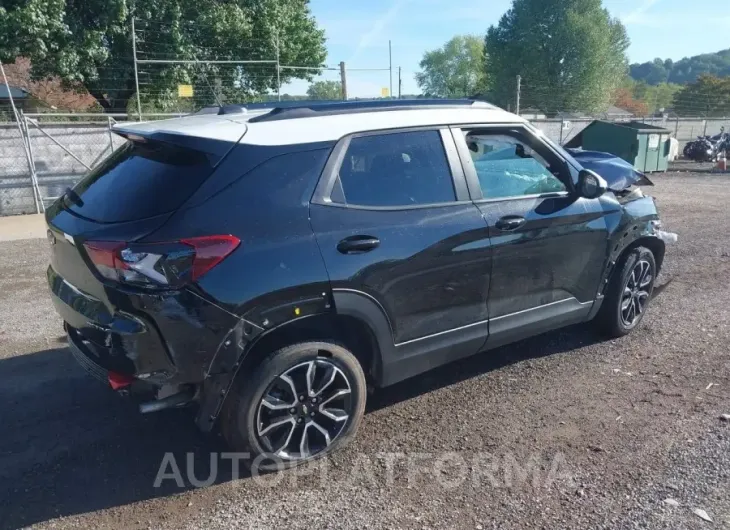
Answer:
[0,0,327,113]
[631,49,730,86]
[629,58,669,86]
[620,78,683,114]
[415,35,488,98]
[613,87,649,116]
[485,0,629,116]
[673,75,730,117]
[306,80,342,100]
[3,57,99,112]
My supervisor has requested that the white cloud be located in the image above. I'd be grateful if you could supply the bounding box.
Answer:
[348,0,410,62]
[621,0,662,24]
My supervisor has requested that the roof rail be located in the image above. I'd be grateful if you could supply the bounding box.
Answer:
[246,99,495,123]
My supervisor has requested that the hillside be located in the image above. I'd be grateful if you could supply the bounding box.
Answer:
[630,49,730,85]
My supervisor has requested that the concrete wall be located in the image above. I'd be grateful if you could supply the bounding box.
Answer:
[1,117,729,216]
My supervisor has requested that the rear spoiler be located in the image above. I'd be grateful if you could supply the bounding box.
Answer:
[113,116,248,166]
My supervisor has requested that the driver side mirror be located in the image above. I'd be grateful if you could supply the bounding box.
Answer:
[578,169,607,199]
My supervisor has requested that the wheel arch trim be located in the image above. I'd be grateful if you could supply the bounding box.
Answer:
[331,288,396,386]
[602,233,665,296]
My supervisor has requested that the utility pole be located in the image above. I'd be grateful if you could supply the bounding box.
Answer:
[398,67,402,99]
[131,16,143,120]
[275,35,281,102]
[389,40,393,99]
[515,75,522,116]
[339,61,348,101]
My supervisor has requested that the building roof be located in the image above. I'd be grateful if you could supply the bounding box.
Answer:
[115,101,525,146]
[605,105,634,116]
[0,85,29,99]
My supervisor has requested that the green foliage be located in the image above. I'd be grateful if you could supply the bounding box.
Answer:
[619,78,683,114]
[485,0,629,116]
[415,35,488,98]
[630,49,730,86]
[673,75,730,117]
[306,80,342,100]
[0,0,327,112]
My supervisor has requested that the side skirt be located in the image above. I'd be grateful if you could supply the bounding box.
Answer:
[381,297,595,387]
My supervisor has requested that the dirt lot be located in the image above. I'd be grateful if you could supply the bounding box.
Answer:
[1,170,729,530]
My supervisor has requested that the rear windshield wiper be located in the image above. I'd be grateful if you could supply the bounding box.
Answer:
[63,187,84,207]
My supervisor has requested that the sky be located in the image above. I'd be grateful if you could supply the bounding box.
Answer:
[281,0,730,98]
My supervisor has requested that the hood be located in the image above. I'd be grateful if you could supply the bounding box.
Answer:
[566,148,654,191]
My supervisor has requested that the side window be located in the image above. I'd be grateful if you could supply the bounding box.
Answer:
[336,130,456,207]
[464,131,567,200]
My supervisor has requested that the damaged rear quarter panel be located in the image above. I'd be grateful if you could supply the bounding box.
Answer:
[144,145,336,429]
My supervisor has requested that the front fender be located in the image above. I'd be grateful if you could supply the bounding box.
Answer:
[599,194,665,295]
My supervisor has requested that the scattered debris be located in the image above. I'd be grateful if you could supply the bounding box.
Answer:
[588,445,605,453]
[663,498,679,507]
[705,383,714,390]
[693,508,712,522]
[720,414,730,422]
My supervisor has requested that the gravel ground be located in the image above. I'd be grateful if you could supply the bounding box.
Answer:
[1,169,729,530]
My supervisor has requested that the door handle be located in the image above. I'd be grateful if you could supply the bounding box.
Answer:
[337,235,380,254]
[495,216,526,231]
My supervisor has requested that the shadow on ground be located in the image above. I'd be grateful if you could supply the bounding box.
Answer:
[0,325,600,529]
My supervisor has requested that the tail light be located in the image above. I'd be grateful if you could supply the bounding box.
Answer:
[83,235,240,288]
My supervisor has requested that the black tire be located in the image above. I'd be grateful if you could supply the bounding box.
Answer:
[596,246,657,338]
[221,341,367,471]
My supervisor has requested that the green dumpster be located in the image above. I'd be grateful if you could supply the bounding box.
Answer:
[565,120,672,172]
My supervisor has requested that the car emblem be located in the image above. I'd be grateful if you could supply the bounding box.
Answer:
[47,230,56,245]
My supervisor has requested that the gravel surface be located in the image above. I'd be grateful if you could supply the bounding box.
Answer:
[1,170,729,530]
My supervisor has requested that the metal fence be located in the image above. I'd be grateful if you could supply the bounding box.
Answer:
[0,112,188,216]
[2,111,728,217]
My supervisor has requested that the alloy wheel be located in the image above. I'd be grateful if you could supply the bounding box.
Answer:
[255,359,352,461]
[620,259,653,327]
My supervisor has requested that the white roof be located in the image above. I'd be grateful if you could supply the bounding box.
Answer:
[115,105,525,146]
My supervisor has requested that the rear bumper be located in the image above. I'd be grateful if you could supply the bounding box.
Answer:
[47,265,239,386]
[66,325,110,383]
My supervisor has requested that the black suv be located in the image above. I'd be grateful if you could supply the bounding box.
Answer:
[46,100,666,467]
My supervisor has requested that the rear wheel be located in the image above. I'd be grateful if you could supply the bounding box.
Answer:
[221,341,367,470]
[596,246,656,338]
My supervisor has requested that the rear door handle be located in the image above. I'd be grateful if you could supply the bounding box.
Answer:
[495,216,526,231]
[337,235,380,254]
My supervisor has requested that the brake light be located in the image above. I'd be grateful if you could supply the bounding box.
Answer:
[181,236,241,281]
[83,235,240,288]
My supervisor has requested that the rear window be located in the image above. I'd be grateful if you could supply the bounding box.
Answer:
[66,140,214,222]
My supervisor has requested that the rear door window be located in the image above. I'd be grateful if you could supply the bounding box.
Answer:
[66,140,215,222]
[334,130,456,207]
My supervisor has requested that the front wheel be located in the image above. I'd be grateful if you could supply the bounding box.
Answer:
[596,246,657,338]
[221,341,367,470]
